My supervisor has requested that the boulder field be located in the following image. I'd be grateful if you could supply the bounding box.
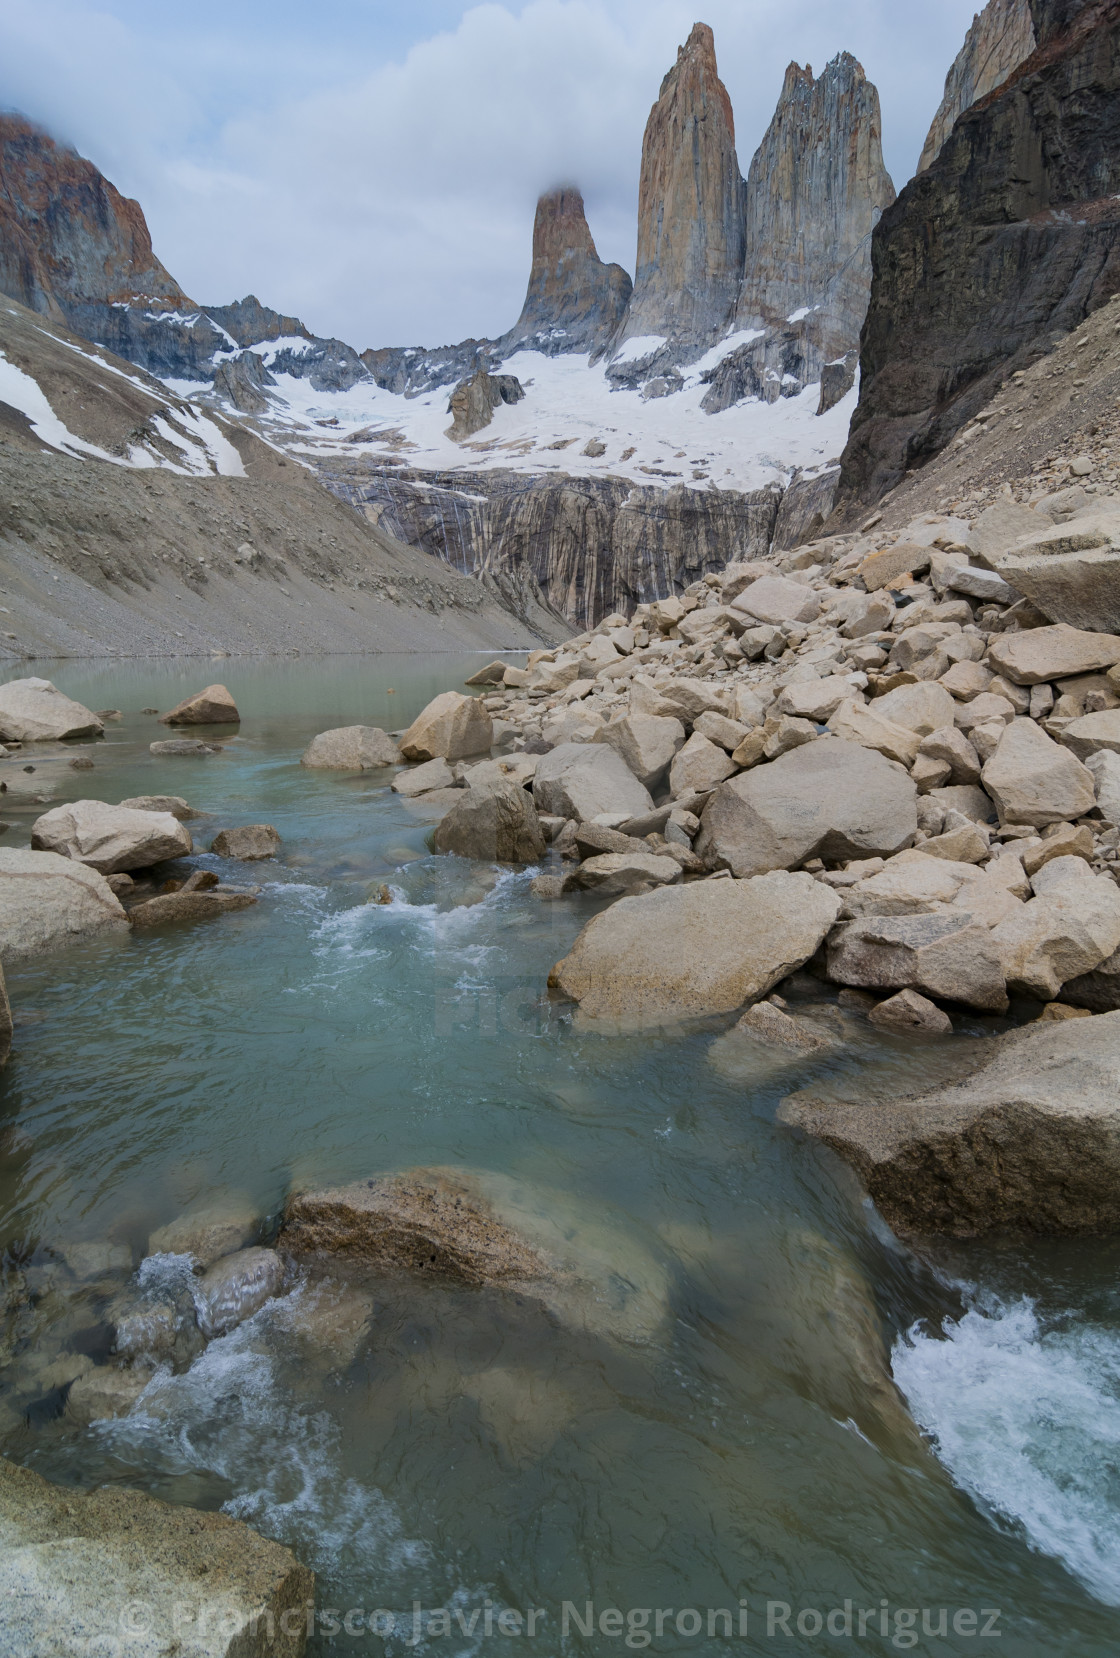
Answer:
[344,491,1120,1235]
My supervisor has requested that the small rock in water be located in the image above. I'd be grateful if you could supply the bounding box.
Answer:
[128,890,257,926]
[66,1364,152,1425]
[150,739,220,756]
[140,707,159,715]
[118,795,198,820]
[210,824,281,860]
[868,989,953,1034]
[148,1197,258,1267]
[192,1246,286,1338]
[95,709,122,720]
[68,757,94,770]
[158,684,240,726]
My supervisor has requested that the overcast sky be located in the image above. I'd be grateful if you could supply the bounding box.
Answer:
[1,0,984,350]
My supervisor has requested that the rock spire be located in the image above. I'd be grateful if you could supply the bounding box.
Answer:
[918,0,1036,172]
[701,53,894,412]
[501,186,631,356]
[613,22,746,363]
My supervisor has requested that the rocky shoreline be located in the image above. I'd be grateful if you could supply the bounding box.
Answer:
[4,467,1120,1639]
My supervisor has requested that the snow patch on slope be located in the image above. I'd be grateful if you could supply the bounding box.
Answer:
[218,347,852,494]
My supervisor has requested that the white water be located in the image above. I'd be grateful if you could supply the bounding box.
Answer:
[894,1298,1120,1606]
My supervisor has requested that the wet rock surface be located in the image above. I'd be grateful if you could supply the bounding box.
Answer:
[780,1010,1120,1236]
[0,1458,313,1658]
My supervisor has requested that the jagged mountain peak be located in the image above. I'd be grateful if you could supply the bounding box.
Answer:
[612,19,746,363]
[0,111,190,323]
[500,185,631,357]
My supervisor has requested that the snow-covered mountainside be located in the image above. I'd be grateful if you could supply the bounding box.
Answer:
[167,341,854,496]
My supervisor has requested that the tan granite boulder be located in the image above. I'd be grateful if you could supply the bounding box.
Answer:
[548,871,841,1029]
[778,1012,1120,1236]
[159,683,240,725]
[398,692,492,762]
[300,726,401,768]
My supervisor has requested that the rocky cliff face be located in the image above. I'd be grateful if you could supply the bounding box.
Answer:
[0,114,371,394]
[321,460,782,628]
[500,187,631,356]
[701,54,894,412]
[611,23,746,374]
[0,113,189,325]
[918,0,1036,172]
[834,0,1120,513]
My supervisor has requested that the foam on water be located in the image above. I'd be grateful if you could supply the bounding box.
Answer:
[893,1298,1120,1605]
[100,1289,427,1582]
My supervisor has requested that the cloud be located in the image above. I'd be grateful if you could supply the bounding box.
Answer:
[0,0,985,348]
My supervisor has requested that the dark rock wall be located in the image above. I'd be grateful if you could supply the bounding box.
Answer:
[918,0,1036,172]
[834,0,1120,513]
[320,462,782,629]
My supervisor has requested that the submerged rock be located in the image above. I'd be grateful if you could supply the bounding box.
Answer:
[192,1247,287,1339]
[65,1363,151,1425]
[280,1165,670,1344]
[0,1458,313,1658]
[148,1196,259,1268]
[779,1010,1120,1236]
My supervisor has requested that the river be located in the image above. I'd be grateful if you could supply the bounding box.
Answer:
[1,656,1118,1656]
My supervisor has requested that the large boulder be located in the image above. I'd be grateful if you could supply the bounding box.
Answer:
[981,718,1096,826]
[159,683,240,725]
[986,623,1120,685]
[300,726,401,768]
[592,712,685,790]
[433,780,546,862]
[398,691,492,762]
[696,739,917,878]
[990,514,1120,634]
[532,742,652,823]
[778,1012,1120,1236]
[0,848,129,960]
[991,879,1120,999]
[1059,709,1120,761]
[668,732,737,797]
[826,912,1008,1011]
[0,1458,312,1658]
[0,678,102,742]
[731,573,820,626]
[548,871,841,1029]
[30,800,191,873]
[869,681,957,736]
